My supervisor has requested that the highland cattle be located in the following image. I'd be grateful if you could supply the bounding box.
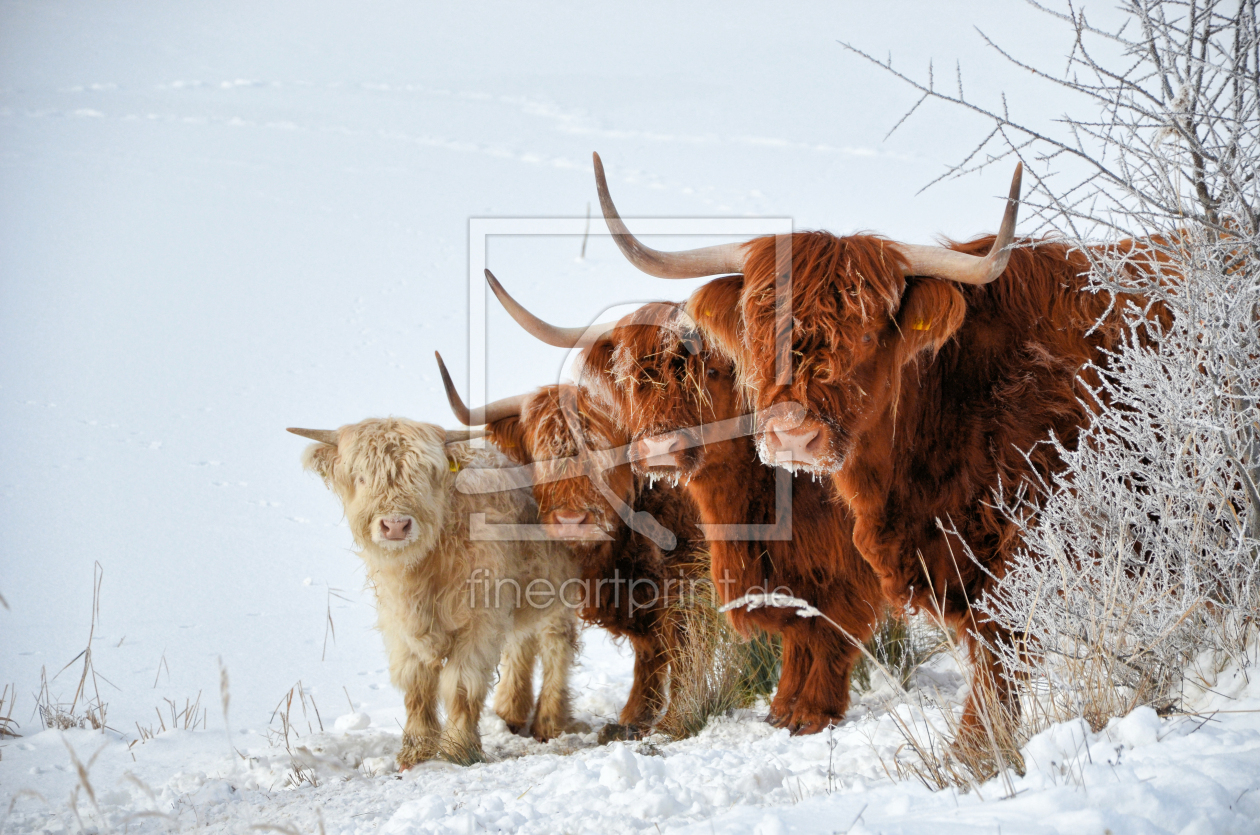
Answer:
[435,358,711,741]
[289,418,580,766]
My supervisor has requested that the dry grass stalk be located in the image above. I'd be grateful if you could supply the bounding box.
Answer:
[851,610,946,695]
[269,681,324,747]
[656,579,781,740]
[321,586,352,662]
[880,642,1023,798]
[62,736,108,832]
[130,692,207,747]
[267,681,334,788]
[36,564,114,732]
[0,684,19,739]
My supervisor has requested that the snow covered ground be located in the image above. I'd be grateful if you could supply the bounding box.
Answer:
[3,1,1259,832]
[6,652,1260,833]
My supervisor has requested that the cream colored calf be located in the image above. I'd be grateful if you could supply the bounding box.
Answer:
[291,418,579,768]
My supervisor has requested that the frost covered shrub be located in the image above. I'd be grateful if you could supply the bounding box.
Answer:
[855,0,1260,733]
[976,228,1260,725]
[965,1,1260,725]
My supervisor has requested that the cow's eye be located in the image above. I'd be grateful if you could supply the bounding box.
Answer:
[706,366,719,378]
[862,333,873,344]
[355,475,366,486]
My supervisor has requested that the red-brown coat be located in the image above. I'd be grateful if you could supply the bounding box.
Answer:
[723,231,1165,728]
[574,297,888,733]
[479,384,709,741]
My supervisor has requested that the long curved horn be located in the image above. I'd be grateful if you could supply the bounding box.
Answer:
[443,428,485,444]
[287,427,339,445]
[594,152,746,279]
[896,163,1023,286]
[434,351,527,426]
[485,269,617,349]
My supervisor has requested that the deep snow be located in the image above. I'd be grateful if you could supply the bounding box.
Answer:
[3,1,1258,832]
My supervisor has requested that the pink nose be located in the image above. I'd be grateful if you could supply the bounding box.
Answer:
[762,419,823,464]
[380,516,413,540]
[639,435,683,466]
[552,510,588,526]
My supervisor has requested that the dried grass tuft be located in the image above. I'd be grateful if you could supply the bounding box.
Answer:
[656,580,781,740]
[35,563,113,733]
[0,684,19,739]
[131,692,207,747]
[852,610,946,694]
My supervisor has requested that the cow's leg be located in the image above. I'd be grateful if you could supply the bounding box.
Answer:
[531,611,579,742]
[493,630,538,735]
[785,621,858,735]
[439,637,498,764]
[598,629,668,743]
[767,625,810,728]
[653,607,686,731]
[956,619,1019,751]
[625,628,670,725]
[395,656,442,770]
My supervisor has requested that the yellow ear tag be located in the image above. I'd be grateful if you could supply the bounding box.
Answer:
[911,318,932,331]
[448,459,461,473]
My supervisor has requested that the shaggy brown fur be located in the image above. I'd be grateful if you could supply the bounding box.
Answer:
[573,292,887,733]
[298,418,580,766]
[483,385,710,740]
[722,231,1166,731]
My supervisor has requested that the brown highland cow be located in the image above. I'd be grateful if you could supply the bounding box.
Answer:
[436,356,710,741]
[483,276,889,734]
[588,152,1166,733]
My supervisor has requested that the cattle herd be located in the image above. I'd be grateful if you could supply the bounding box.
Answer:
[289,153,1163,768]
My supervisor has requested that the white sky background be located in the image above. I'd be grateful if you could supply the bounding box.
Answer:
[0,1,1128,729]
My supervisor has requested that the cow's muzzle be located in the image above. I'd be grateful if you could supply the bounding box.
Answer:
[635,434,684,468]
[374,514,418,547]
[544,509,606,540]
[760,416,830,468]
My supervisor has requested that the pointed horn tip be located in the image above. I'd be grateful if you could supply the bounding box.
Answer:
[483,269,517,311]
[287,427,339,444]
[484,268,505,296]
[433,352,473,426]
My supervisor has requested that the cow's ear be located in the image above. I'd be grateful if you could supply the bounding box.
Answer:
[486,417,532,465]
[301,442,339,484]
[688,275,745,364]
[894,278,966,362]
[574,338,620,415]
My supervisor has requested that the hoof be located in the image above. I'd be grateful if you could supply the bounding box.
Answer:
[532,724,560,743]
[598,722,647,745]
[504,721,525,735]
[396,738,439,770]
[787,714,843,736]
[764,709,791,729]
